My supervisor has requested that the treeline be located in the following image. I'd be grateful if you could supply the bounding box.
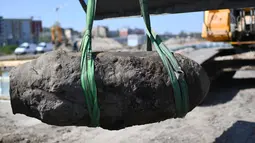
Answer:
[0,45,17,55]
[159,31,202,41]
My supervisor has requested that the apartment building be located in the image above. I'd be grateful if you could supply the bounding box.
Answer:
[0,17,42,45]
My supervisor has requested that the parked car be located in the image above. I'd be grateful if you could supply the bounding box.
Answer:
[36,42,53,53]
[14,42,37,55]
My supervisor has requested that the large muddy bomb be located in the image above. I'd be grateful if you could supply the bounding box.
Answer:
[9,50,210,130]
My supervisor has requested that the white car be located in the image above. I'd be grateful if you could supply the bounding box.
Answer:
[14,42,37,55]
[36,42,53,53]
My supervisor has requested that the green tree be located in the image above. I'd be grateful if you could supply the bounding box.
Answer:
[0,45,17,55]
[39,35,51,43]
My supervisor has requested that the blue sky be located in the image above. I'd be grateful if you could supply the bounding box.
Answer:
[0,0,204,34]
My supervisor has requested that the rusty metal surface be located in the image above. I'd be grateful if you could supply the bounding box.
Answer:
[85,0,255,20]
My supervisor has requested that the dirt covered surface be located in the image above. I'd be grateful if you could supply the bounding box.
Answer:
[9,50,209,129]
[1,50,255,143]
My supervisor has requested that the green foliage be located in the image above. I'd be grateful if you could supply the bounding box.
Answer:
[39,35,51,43]
[0,45,17,55]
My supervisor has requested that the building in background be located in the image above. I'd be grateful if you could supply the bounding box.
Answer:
[38,27,52,43]
[119,27,145,37]
[31,20,43,43]
[63,28,81,40]
[112,37,128,45]
[107,30,119,38]
[92,26,108,37]
[2,18,32,45]
[127,34,146,47]
[64,28,74,42]
[0,17,42,45]
[89,26,145,38]
[130,28,145,35]
[0,17,3,46]
[119,27,129,37]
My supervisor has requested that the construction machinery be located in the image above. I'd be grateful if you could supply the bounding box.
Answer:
[51,4,65,48]
[51,22,63,47]
[202,8,255,43]
[51,23,75,48]
[201,7,255,80]
[79,0,255,81]
[51,2,74,49]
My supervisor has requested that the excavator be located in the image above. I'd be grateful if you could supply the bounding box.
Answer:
[51,22,63,47]
[51,2,74,50]
[201,7,255,80]
[79,0,255,81]
[51,22,74,50]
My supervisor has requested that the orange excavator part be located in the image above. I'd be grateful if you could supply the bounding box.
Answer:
[56,26,62,43]
[202,9,232,42]
[51,27,56,43]
[51,25,63,44]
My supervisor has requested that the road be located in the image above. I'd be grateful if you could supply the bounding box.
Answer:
[0,54,41,61]
[0,45,74,61]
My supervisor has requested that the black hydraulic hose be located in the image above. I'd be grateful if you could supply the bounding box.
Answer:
[79,0,87,13]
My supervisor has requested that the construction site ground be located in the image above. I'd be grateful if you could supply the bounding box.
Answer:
[1,48,255,143]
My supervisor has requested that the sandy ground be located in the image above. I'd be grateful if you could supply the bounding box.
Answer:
[1,74,255,143]
[1,51,255,143]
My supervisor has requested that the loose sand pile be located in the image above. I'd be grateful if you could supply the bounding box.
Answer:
[76,37,123,52]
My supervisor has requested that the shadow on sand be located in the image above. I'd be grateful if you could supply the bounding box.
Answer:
[200,78,255,107]
[214,120,255,143]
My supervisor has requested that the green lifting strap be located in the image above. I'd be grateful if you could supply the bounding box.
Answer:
[80,0,100,127]
[139,0,190,117]
[79,0,189,127]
